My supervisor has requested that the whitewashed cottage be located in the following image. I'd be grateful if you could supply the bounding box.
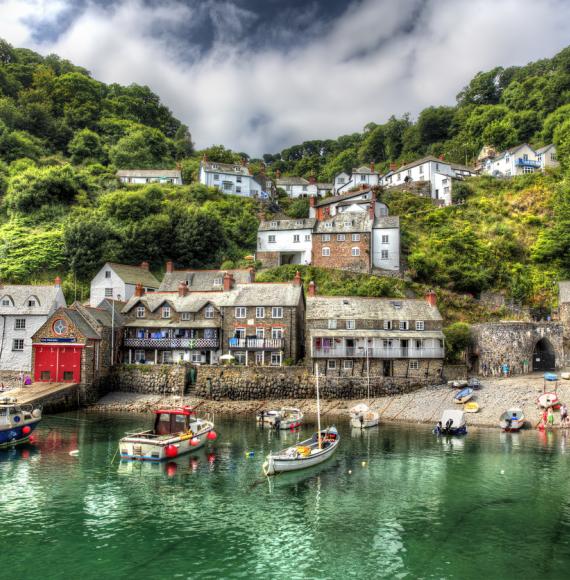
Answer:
[0,278,66,375]
[479,143,558,177]
[333,163,381,194]
[199,160,263,197]
[116,169,183,185]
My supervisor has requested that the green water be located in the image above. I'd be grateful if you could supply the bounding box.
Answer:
[1,413,570,579]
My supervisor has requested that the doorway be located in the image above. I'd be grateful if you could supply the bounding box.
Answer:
[532,338,555,371]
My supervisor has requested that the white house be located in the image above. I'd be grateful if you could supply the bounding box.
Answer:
[536,144,559,171]
[90,262,160,308]
[0,279,66,374]
[333,163,381,194]
[257,218,316,267]
[116,169,183,185]
[199,161,263,197]
[275,176,318,198]
[478,143,559,177]
[317,182,333,196]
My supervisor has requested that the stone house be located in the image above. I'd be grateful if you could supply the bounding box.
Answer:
[121,271,305,367]
[90,262,160,307]
[199,159,263,197]
[31,302,115,392]
[116,169,183,185]
[305,284,445,380]
[0,278,67,380]
[158,261,254,291]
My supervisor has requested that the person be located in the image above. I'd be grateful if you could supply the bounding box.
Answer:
[19,371,24,387]
[540,409,548,430]
[24,375,32,386]
[434,421,442,435]
[561,404,568,427]
[547,407,555,430]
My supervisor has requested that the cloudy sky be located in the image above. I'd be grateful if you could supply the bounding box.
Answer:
[1,0,570,155]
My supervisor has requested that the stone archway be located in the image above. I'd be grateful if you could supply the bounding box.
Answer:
[532,338,556,372]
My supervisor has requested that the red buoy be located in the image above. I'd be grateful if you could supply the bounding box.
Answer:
[206,431,217,441]
[190,437,200,446]
[165,445,178,458]
[22,425,31,435]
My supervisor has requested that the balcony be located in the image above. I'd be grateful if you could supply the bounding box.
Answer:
[312,347,444,359]
[514,158,540,168]
[124,338,219,349]
[228,338,284,350]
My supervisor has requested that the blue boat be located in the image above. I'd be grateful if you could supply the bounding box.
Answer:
[544,373,558,382]
[454,387,474,404]
[0,397,42,447]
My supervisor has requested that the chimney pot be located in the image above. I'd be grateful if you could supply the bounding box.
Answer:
[439,154,445,161]
[223,272,234,292]
[166,260,174,274]
[293,271,302,286]
[425,289,437,307]
[178,281,188,297]
[248,266,255,283]
[134,283,145,297]
[309,196,316,207]
[140,261,149,271]
[308,280,316,297]
[389,163,397,172]
[370,161,375,174]
[54,276,62,288]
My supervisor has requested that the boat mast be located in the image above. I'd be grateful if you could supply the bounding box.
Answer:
[366,341,370,406]
[316,364,322,449]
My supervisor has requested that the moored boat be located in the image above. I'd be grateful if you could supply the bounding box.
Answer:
[467,377,481,389]
[349,403,380,429]
[499,408,525,431]
[454,387,474,404]
[464,401,480,413]
[256,407,303,430]
[434,410,467,436]
[0,397,42,447]
[537,392,560,409]
[119,406,216,461]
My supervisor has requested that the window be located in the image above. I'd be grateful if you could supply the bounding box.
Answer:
[14,319,25,330]
[352,233,360,242]
[305,234,311,242]
[205,306,215,319]
[213,277,222,286]
[442,178,448,185]
[383,320,392,330]
[415,339,423,349]
[383,339,393,348]
[338,177,345,184]
[343,360,353,369]
[237,176,242,183]
[236,187,241,193]
[41,371,51,381]
[235,307,247,318]
[523,154,528,161]
[293,235,300,243]
[191,353,203,363]
[1,298,10,306]
[322,234,331,242]
[523,167,534,174]
[444,187,450,194]
[360,174,366,182]
[381,250,389,260]
[325,222,332,229]
[350,247,360,257]
[415,321,425,331]
[419,165,424,174]
[28,299,36,307]
[234,352,246,365]
[344,221,353,228]
[162,351,173,364]
[222,181,233,191]
[328,319,337,329]
[12,339,24,351]
[381,235,389,244]
[256,327,265,339]
[322,247,331,257]
[105,270,111,279]
[235,327,246,339]
[337,234,345,241]
[181,312,191,321]
[162,306,171,319]
[551,153,557,161]
[296,220,303,225]
[271,221,278,227]
[134,350,145,362]
[136,306,145,318]
[268,235,276,244]
[407,169,411,176]
[302,185,308,191]
[271,327,283,339]
[105,288,113,297]
[409,360,419,370]
[346,319,355,330]
[327,360,337,370]
[271,307,283,318]
[256,307,265,319]
[271,352,282,366]
[399,321,409,330]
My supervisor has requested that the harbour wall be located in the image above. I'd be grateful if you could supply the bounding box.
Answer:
[106,365,188,396]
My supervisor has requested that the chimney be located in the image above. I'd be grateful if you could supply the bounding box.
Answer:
[369,200,375,220]
[178,282,188,297]
[248,266,255,282]
[54,276,62,288]
[134,283,145,297]
[293,270,302,286]
[308,280,316,297]
[370,161,375,174]
[439,154,445,161]
[223,272,234,292]
[389,163,397,172]
[309,196,316,208]
[309,174,316,184]
[166,260,174,274]
[202,153,208,162]
[425,289,437,308]
[140,261,149,271]
[241,157,248,167]
[275,169,281,179]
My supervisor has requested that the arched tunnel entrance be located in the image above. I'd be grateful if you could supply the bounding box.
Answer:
[532,338,556,372]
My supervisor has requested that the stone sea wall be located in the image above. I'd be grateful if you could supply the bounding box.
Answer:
[107,364,188,396]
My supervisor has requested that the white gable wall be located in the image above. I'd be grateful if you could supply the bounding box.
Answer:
[199,167,260,197]
[372,227,400,271]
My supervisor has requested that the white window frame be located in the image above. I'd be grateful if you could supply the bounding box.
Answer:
[351,247,360,257]
[322,234,331,242]
[343,360,353,370]
[415,321,425,331]
[271,352,282,366]
[205,305,215,319]
[235,307,247,319]
[337,234,345,241]
[322,247,331,257]
[271,307,283,319]
[256,327,265,339]
[409,360,420,370]
[399,321,409,331]
[162,306,171,319]
[328,319,337,329]
[305,234,311,242]
[268,235,276,244]
[181,312,191,321]
[381,235,389,244]
[346,319,355,330]
[12,339,24,351]
[293,234,300,243]
[381,250,389,260]
[327,360,337,370]
[105,288,113,298]
[352,233,360,242]
[271,327,283,340]
[383,320,392,330]
[105,270,112,279]
[14,318,26,330]
[136,306,145,319]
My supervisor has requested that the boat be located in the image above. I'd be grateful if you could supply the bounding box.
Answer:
[350,403,380,429]
[256,407,303,430]
[119,405,216,461]
[537,392,560,409]
[467,377,481,389]
[0,397,42,447]
[561,372,570,380]
[263,366,339,476]
[434,409,467,436]
[454,387,474,404]
[464,401,480,413]
[499,408,525,431]
[451,379,468,388]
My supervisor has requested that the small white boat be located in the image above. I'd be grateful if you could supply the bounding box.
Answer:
[349,403,380,429]
[256,407,303,430]
[434,410,467,436]
[561,372,570,380]
[263,427,340,476]
[537,392,560,408]
[119,406,216,461]
[499,408,525,431]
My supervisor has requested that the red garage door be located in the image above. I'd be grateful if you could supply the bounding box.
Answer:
[34,345,82,383]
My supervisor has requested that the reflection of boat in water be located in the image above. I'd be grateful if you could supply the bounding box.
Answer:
[0,397,42,447]
[499,408,525,431]
[119,406,216,461]
[118,451,215,476]
[0,441,38,462]
[349,403,380,429]
[256,407,303,430]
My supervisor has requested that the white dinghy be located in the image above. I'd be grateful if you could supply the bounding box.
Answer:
[350,403,380,429]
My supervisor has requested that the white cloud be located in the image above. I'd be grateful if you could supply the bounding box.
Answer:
[1,0,570,155]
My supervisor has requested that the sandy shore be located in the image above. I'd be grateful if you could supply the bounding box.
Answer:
[87,372,570,429]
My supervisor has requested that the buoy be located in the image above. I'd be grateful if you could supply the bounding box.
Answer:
[348,470,352,475]
[165,445,178,458]
[361,461,367,467]
[500,469,505,475]
[22,425,31,435]
[69,450,79,456]
[190,437,200,446]
[206,431,217,441]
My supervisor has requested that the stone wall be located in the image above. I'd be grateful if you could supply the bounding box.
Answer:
[255,251,281,269]
[442,364,469,381]
[107,364,188,395]
[312,231,371,273]
[0,370,26,386]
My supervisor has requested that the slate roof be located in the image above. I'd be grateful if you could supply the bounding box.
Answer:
[450,163,476,173]
[536,144,555,155]
[107,263,160,288]
[306,296,442,321]
[202,161,250,176]
[258,218,316,232]
[65,309,101,340]
[276,177,310,186]
[314,213,373,233]
[395,156,451,174]
[0,285,63,316]
[352,166,380,175]
[492,143,532,162]
[315,188,373,208]
[317,183,333,189]
[159,269,253,292]
[375,216,400,228]
[116,169,181,178]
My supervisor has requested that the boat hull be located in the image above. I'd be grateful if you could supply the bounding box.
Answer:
[0,420,40,447]
[350,416,379,429]
[264,441,339,475]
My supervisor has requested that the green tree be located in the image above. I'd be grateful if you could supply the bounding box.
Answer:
[174,211,227,267]
[108,126,174,168]
[482,118,518,150]
[417,106,456,147]
[68,128,107,164]
[553,118,570,171]
[443,323,472,363]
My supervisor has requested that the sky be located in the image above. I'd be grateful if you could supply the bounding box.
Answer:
[1,0,570,156]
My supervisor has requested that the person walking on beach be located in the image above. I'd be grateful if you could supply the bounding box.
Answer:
[561,403,568,428]
[540,409,548,430]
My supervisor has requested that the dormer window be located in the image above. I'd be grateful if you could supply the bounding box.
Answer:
[234,166,241,171]
[105,270,111,279]
[213,277,222,286]
[1,296,12,307]
[28,298,37,307]
[271,221,278,227]
[162,306,171,319]
[205,305,215,319]
[325,222,332,229]
[136,306,145,318]
[296,220,303,225]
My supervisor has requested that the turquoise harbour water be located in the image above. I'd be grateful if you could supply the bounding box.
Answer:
[1,413,570,579]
